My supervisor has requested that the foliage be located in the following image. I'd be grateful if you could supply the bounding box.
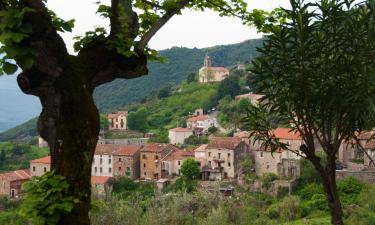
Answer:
[20,172,79,225]
[218,76,240,99]
[337,176,364,205]
[128,107,148,132]
[0,142,48,172]
[0,117,38,141]
[261,172,278,188]
[157,85,172,99]
[112,177,155,201]
[237,98,250,114]
[276,196,303,222]
[187,72,197,83]
[207,126,218,134]
[94,39,263,112]
[184,134,209,146]
[181,158,200,180]
[99,114,109,130]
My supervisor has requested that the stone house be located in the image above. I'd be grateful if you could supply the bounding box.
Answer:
[108,111,128,130]
[186,115,217,134]
[200,137,251,180]
[92,144,141,178]
[161,149,195,177]
[140,143,179,180]
[168,127,193,145]
[338,130,374,170]
[254,128,302,179]
[0,169,30,198]
[30,156,51,177]
[198,53,229,83]
[364,140,375,169]
[194,144,208,169]
[38,137,49,148]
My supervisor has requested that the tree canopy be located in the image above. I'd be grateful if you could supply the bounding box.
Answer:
[244,0,375,224]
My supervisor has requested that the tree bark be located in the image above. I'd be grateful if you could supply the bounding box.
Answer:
[310,156,344,225]
[18,63,100,224]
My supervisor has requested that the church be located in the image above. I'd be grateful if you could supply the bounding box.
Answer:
[198,53,230,83]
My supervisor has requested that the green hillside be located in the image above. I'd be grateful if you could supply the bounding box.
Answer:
[94,38,263,112]
[0,39,263,141]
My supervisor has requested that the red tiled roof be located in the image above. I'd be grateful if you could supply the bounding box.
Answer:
[141,143,179,153]
[207,137,243,150]
[206,67,229,72]
[169,127,193,132]
[357,130,375,140]
[91,176,111,184]
[0,169,31,182]
[30,156,51,164]
[187,115,209,122]
[274,128,302,140]
[95,144,141,156]
[164,149,195,161]
[364,140,375,149]
[234,131,251,138]
[117,145,141,156]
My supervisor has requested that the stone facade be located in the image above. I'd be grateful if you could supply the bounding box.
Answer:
[38,137,49,148]
[336,170,375,183]
[198,53,229,83]
[30,156,51,177]
[168,127,193,145]
[200,137,251,180]
[0,170,30,198]
[162,149,194,176]
[186,115,217,134]
[98,137,148,146]
[140,143,179,180]
[108,111,128,130]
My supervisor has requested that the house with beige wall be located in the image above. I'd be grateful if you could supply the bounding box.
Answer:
[199,137,250,180]
[364,140,375,169]
[108,111,128,130]
[168,127,193,145]
[30,156,51,177]
[235,93,265,106]
[0,170,30,198]
[198,53,229,83]
[140,143,179,180]
[254,128,302,179]
[162,149,194,177]
[186,115,217,134]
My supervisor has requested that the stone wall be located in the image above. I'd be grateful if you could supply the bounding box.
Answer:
[336,170,375,183]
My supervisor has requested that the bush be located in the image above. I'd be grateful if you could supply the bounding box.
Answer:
[338,176,364,205]
[261,173,279,188]
[277,195,302,222]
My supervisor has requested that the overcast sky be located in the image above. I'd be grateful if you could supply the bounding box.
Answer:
[47,0,290,53]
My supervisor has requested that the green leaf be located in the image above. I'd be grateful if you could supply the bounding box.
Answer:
[3,62,17,74]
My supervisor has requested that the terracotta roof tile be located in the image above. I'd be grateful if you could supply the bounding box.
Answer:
[0,169,31,181]
[357,130,375,140]
[117,145,141,156]
[30,156,51,164]
[164,149,195,161]
[207,137,243,150]
[364,140,375,149]
[141,143,179,153]
[96,144,141,156]
[274,128,302,140]
[169,127,193,132]
[91,176,111,184]
[187,115,209,122]
[108,111,128,119]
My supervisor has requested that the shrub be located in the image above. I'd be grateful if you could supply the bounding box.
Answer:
[261,173,279,188]
[277,195,302,222]
[338,176,364,205]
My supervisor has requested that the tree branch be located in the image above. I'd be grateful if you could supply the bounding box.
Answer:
[136,0,192,51]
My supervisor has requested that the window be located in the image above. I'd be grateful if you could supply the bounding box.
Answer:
[260,152,264,158]
[143,163,146,168]
[178,161,181,165]
[119,157,122,162]
[109,168,112,173]
[100,158,103,164]
[155,155,159,160]
[266,165,270,169]
[228,162,231,167]
[126,167,130,171]
[32,166,35,172]
[95,167,97,173]
[208,152,211,157]
[144,172,146,176]
[119,167,121,171]
[100,167,103,173]
[143,154,147,159]
[218,153,221,159]
[228,153,231,158]
[44,167,47,172]
[108,158,111,164]
[208,161,211,165]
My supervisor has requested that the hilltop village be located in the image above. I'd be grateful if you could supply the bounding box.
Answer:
[1,53,374,200]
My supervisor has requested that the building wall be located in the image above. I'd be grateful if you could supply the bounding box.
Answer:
[108,113,128,130]
[92,154,113,177]
[336,170,375,183]
[195,150,207,169]
[162,158,191,176]
[0,178,10,196]
[140,152,162,180]
[0,179,28,198]
[98,138,148,146]
[198,68,229,83]
[186,118,217,133]
[168,131,193,145]
[38,137,49,148]
[364,149,375,169]
[255,151,282,177]
[30,162,51,177]
[205,148,235,178]
[113,152,140,179]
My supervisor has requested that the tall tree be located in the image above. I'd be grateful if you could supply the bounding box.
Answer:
[0,0,249,223]
[244,1,375,224]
